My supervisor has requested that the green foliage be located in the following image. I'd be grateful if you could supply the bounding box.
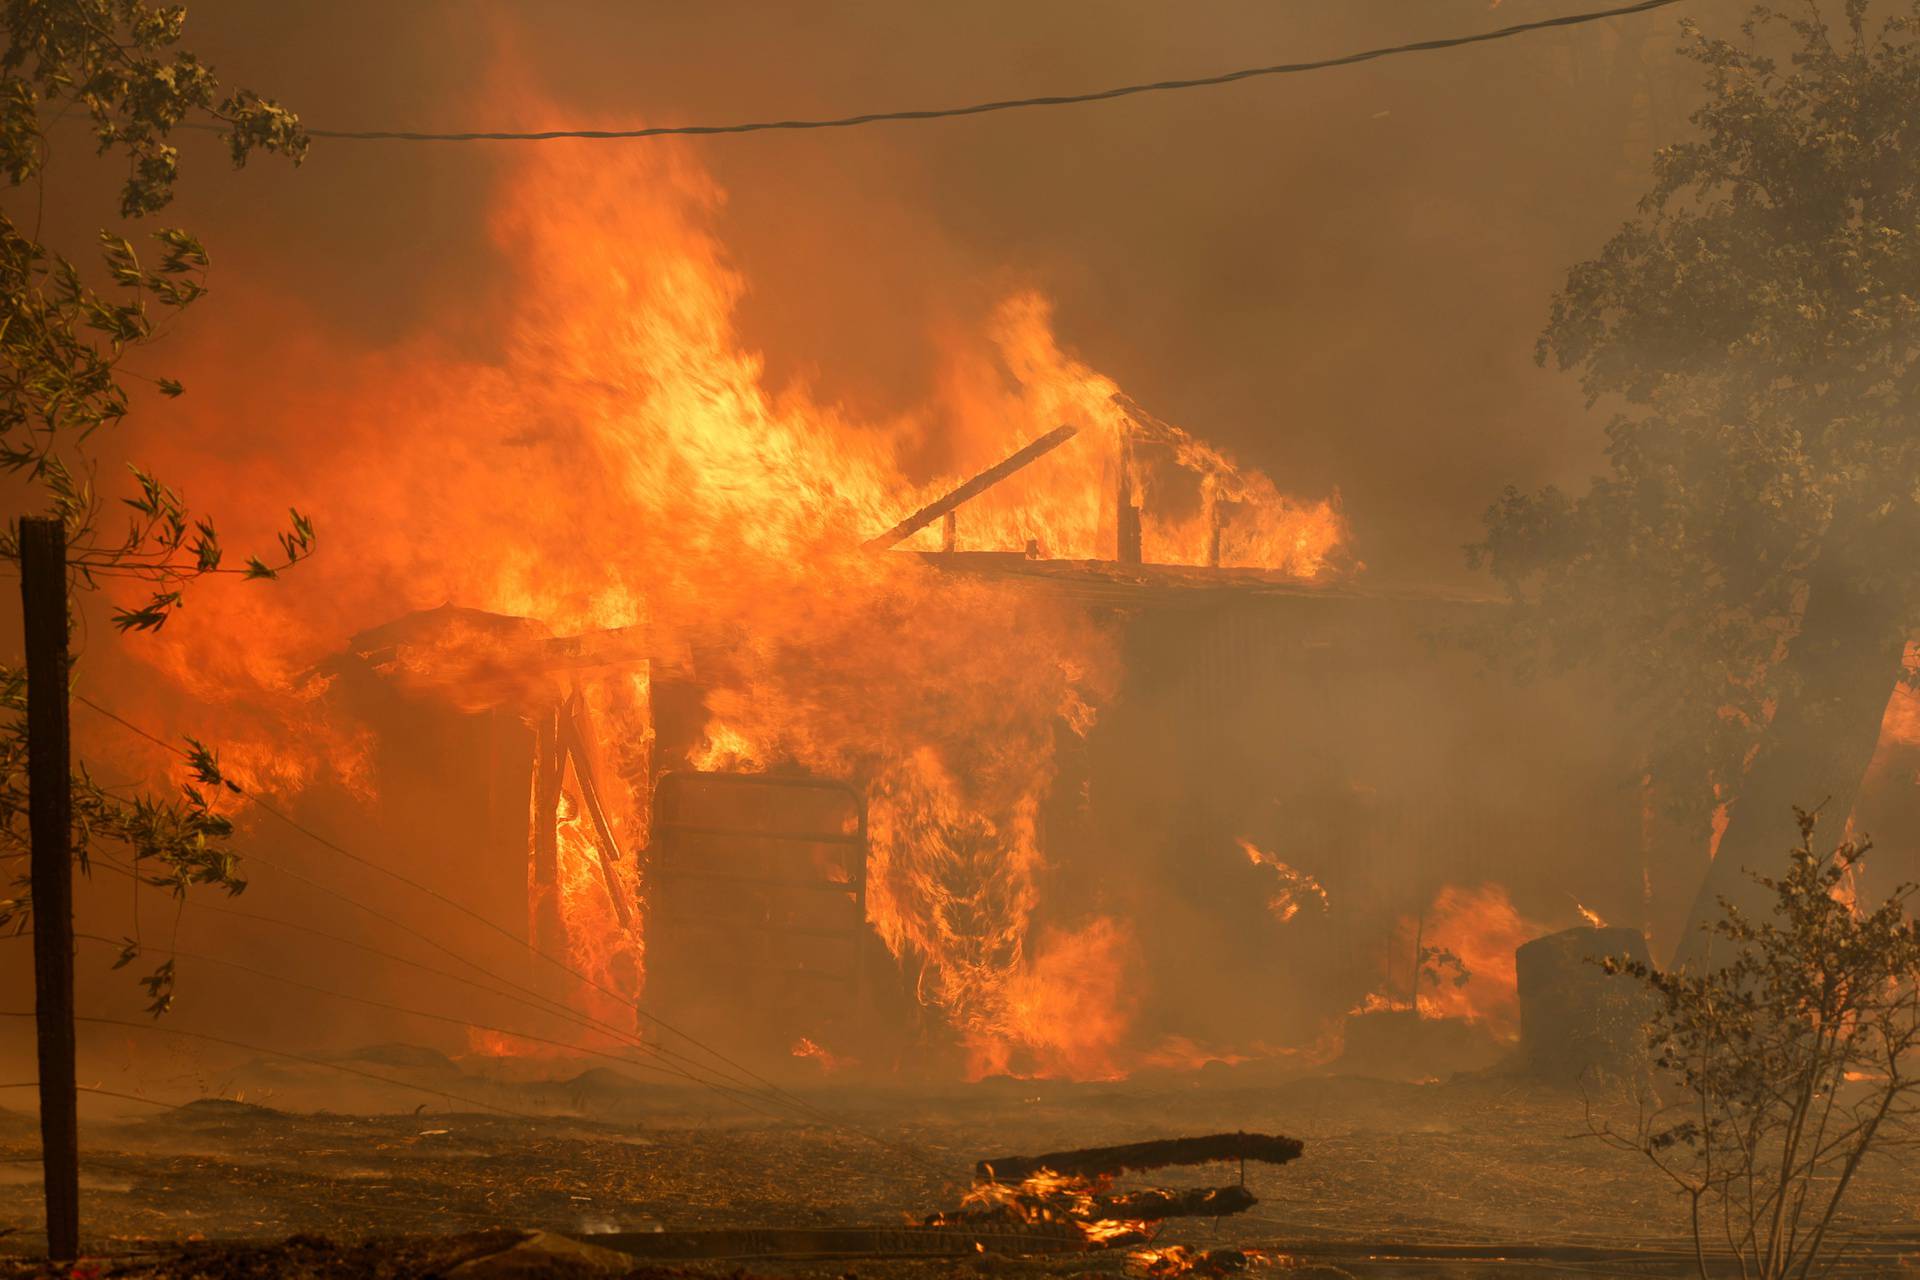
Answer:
[1470,1,1920,820]
[0,1,306,1006]
[1,0,306,217]
[1596,807,1920,1278]
[0,670,246,938]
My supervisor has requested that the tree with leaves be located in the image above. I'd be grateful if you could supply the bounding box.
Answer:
[0,0,312,1012]
[1474,1,1920,963]
[1594,806,1920,1280]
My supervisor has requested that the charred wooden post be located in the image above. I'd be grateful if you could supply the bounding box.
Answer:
[940,509,957,552]
[531,702,566,953]
[976,1132,1303,1183]
[1113,446,1142,565]
[864,424,1078,551]
[20,517,78,1262]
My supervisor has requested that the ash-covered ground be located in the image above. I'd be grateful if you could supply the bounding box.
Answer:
[4,1052,1920,1277]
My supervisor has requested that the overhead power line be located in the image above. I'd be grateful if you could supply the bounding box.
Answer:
[232,0,1684,144]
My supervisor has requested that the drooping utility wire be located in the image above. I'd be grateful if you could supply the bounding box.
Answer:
[83,859,947,1173]
[87,813,801,1119]
[204,0,1684,144]
[72,692,825,1111]
[70,694,945,1171]
[0,1082,180,1110]
[71,866,791,1111]
[0,1011,550,1119]
[69,718,800,1107]
[66,932,796,1125]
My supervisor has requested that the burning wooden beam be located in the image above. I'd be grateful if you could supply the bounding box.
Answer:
[864,424,1078,551]
[976,1132,1303,1183]
[560,694,634,929]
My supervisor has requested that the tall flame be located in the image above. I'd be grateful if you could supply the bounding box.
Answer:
[97,88,1349,1078]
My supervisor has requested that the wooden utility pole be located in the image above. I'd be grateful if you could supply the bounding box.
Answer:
[20,516,78,1262]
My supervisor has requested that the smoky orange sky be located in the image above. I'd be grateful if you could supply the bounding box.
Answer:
[45,0,1706,589]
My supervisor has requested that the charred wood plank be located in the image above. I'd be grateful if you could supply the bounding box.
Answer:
[864,425,1077,550]
[976,1132,1303,1183]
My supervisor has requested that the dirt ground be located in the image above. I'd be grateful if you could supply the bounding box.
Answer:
[2,1056,1919,1278]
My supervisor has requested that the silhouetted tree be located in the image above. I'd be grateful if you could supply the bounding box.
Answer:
[1474,1,1920,962]
[1594,806,1920,1279]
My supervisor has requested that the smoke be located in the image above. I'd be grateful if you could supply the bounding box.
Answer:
[1,2,1719,1087]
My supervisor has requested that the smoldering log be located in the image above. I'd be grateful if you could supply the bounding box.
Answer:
[864,424,1078,550]
[1092,1184,1258,1221]
[926,1184,1257,1233]
[976,1132,1303,1183]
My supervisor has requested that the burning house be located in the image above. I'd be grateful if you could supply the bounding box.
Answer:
[66,100,1743,1090]
[306,399,1648,1083]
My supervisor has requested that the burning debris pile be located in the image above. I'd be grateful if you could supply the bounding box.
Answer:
[928,1133,1303,1252]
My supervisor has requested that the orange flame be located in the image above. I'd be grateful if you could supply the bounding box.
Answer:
[1380,884,1545,1036]
[99,80,1349,1079]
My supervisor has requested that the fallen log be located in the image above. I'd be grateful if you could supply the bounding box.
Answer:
[976,1132,1303,1183]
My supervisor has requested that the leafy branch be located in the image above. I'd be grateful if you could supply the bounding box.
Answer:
[1591,804,1920,1280]
[0,0,307,1009]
